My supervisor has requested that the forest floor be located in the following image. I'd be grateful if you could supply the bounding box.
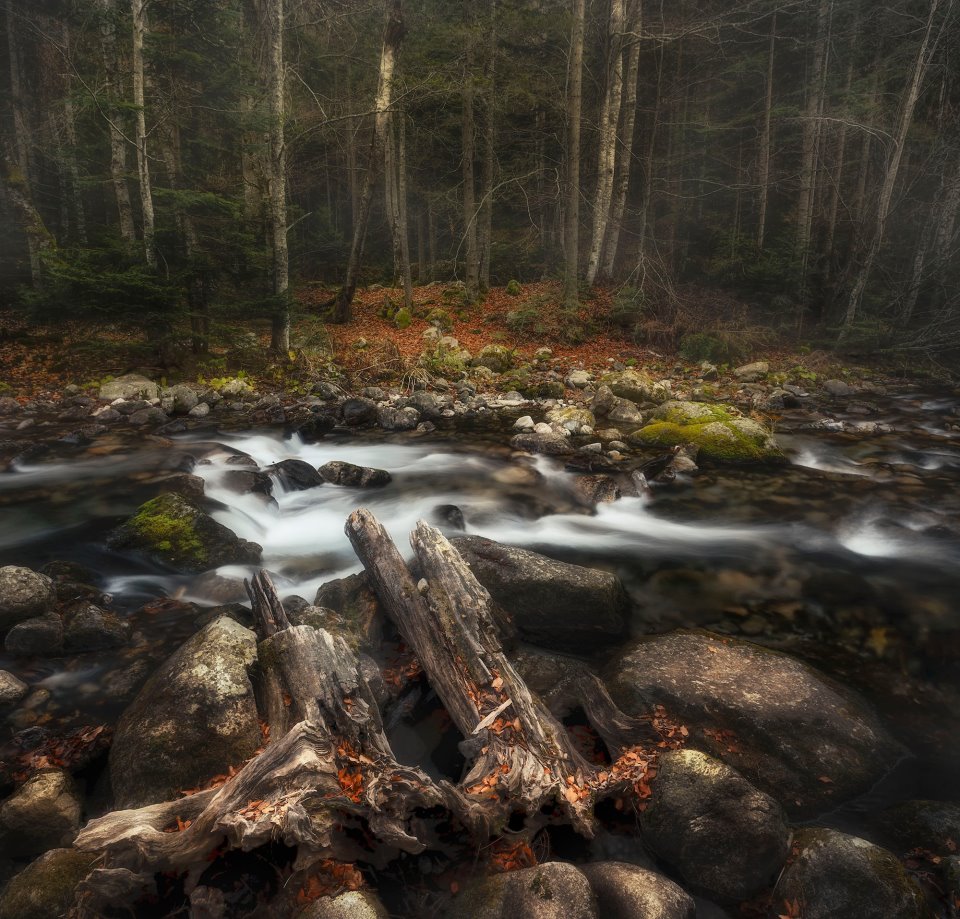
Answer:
[0,280,897,399]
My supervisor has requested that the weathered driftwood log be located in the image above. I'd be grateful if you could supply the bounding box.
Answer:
[73,520,668,914]
[73,572,449,913]
[345,510,657,838]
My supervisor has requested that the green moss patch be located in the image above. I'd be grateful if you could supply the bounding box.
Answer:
[628,401,784,464]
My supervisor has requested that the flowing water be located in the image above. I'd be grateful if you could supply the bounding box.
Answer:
[1,387,959,826]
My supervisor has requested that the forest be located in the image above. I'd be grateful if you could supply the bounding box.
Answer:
[2,0,958,368]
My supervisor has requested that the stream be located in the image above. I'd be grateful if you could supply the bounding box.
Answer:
[1,385,959,836]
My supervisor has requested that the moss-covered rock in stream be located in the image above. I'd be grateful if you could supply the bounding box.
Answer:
[626,400,784,464]
[0,848,97,919]
[107,493,262,572]
[109,615,261,808]
[599,368,670,405]
[772,828,927,919]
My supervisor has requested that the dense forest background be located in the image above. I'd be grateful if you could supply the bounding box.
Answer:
[1,0,958,365]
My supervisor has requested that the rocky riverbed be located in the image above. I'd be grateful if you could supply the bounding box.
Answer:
[0,357,958,917]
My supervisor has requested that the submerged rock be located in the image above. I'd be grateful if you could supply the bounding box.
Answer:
[110,615,261,807]
[627,401,784,464]
[0,769,82,857]
[773,828,926,919]
[605,630,904,816]
[4,613,64,656]
[639,749,789,900]
[108,493,262,573]
[454,861,596,919]
[579,862,694,919]
[62,602,131,651]
[0,847,96,919]
[0,566,56,632]
[451,536,629,652]
[320,461,392,488]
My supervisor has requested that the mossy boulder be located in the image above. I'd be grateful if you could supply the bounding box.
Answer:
[599,368,670,405]
[473,344,515,373]
[545,405,595,433]
[109,615,261,807]
[627,401,784,464]
[521,380,565,400]
[107,493,262,573]
[0,848,97,919]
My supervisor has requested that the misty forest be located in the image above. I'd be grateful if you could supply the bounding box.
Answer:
[1,1,960,918]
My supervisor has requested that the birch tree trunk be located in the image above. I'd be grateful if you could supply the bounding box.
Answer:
[264,0,290,352]
[756,11,776,250]
[131,0,156,269]
[795,0,832,295]
[563,0,586,307]
[586,0,625,287]
[332,0,404,324]
[602,0,642,280]
[843,0,955,330]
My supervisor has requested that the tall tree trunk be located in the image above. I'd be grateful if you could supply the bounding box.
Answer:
[264,0,290,352]
[384,112,412,310]
[635,43,664,260]
[461,2,480,302]
[563,0,586,307]
[332,0,404,324]
[602,0,642,280]
[843,0,954,330]
[586,0,625,287]
[131,0,156,269]
[478,0,497,292]
[824,13,858,278]
[756,11,776,249]
[5,4,45,286]
[795,0,832,298]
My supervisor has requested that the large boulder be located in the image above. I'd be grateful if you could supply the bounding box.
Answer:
[98,373,159,401]
[319,461,392,488]
[314,573,383,653]
[107,493,262,573]
[268,458,325,491]
[510,432,574,456]
[627,401,784,464]
[377,405,420,431]
[639,749,789,900]
[0,671,28,707]
[450,536,629,652]
[454,862,596,919]
[160,383,199,415]
[0,848,97,919]
[341,398,378,427]
[599,369,670,405]
[298,890,389,919]
[473,344,515,374]
[606,631,904,817]
[109,616,261,807]
[872,799,960,855]
[0,566,56,632]
[545,406,595,434]
[578,862,694,919]
[773,828,926,919]
[0,769,82,858]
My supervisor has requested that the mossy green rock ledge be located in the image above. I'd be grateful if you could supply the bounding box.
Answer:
[107,493,262,572]
[627,400,784,464]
